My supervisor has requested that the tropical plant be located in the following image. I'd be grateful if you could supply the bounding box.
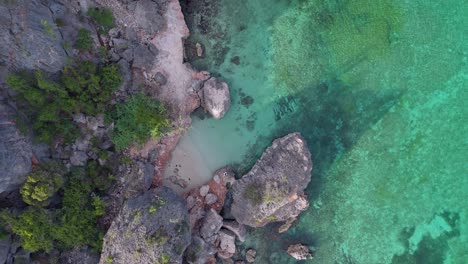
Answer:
[109,94,170,150]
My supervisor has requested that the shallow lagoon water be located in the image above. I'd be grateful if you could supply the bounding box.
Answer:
[177,0,468,262]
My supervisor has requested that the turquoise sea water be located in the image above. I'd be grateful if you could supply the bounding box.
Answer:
[180,0,468,263]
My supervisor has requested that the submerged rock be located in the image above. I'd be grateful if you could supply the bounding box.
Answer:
[199,77,231,119]
[246,249,256,263]
[286,243,313,260]
[230,133,312,227]
[100,187,191,264]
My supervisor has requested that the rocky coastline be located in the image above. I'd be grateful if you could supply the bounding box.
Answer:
[0,0,313,263]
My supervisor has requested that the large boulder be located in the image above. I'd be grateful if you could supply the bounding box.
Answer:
[199,77,231,119]
[0,103,32,197]
[99,187,191,264]
[230,133,312,227]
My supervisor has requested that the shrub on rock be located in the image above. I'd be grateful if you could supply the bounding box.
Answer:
[109,94,170,151]
[20,161,64,207]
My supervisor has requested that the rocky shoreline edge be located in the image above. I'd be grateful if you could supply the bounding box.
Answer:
[0,0,314,263]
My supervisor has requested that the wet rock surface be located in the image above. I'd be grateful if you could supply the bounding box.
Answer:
[230,133,312,227]
[100,187,191,264]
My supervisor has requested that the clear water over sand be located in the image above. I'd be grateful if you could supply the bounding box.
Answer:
[177,0,468,262]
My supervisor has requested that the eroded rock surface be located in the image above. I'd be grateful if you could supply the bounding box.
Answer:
[0,0,68,76]
[230,133,312,227]
[199,77,231,119]
[100,187,191,264]
[0,103,32,197]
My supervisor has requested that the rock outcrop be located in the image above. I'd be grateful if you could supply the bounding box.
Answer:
[286,243,314,260]
[99,187,191,264]
[0,103,32,197]
[230,133,312,227]
[199,77,231,119]
[0,0,68,77]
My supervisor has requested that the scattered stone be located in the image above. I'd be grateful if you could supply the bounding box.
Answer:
[154,72,167,85]
[286,244,313,260]
[216,229,236,259]
[169,175,189,189]
[231,133,312,227]
[205,193,218,205]
[196,42,203,57]
[70,151,88,166]
[199,185,210,197]
[222,221,246,242]
[230,56,240,65]
[199,77,231,119]
[246,249,256,263]
[200,209,223,241]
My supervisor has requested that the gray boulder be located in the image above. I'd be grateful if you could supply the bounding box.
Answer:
[200,209,223,241]
[199,77,231,119]
[0,0,67,76]
[100,187,191,264]
[286,243,313,260]
[0,103,32,196]
[230,133,312,227]
[216,229,236,259]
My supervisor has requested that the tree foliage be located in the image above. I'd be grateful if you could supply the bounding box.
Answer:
[7,60,122,144]
[1,163,111,253]
[75,28,93,51]
[87,7,114,33]
[20,161,64,207]
[109,94,170,151]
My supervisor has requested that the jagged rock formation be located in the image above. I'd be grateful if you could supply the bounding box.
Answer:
[230,133,312,227]
[99,187,191,264]
[198,77,231,119]
[0,103,32,197]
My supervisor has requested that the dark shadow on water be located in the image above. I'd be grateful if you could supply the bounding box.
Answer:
[238,77,404,262]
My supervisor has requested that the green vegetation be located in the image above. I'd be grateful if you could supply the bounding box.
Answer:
[53,168,106,250]
[109,94,170,151]
[157,254,170,264]
[243,182,263,206]
[1,208,54,252]
[75,28,93,51]
[146,229,170,246]
[148,205,157,214]
[20,161,64,207]
[105,256,113,263]
[7,60,122,144]
[1,163,111,253]
[41,19,57,38]
[87,7,114,33]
